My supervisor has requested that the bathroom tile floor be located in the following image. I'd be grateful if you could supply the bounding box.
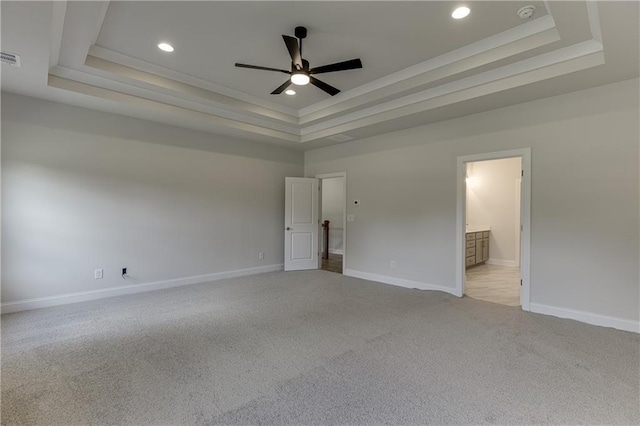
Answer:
[465,263,521,306]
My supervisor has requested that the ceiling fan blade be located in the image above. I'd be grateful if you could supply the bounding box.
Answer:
[282,35,303,70]
[235,63,290,74]
[271,79,293,95]
[310,58,362,74]
[310,76,340,96]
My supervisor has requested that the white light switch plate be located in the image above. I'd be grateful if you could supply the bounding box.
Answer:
[94,269,103,279]
[347,215,355,222]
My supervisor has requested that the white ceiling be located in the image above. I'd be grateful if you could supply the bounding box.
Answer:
[1,1,638,150]
[95,1,548,108]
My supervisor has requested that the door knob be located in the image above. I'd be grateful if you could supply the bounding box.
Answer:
[286,227,292,231]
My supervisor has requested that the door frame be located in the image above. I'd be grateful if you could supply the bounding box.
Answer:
[315,172,347,273]
[455,148,531,310]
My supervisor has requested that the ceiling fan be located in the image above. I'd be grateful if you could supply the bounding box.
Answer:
[235,26,362,96]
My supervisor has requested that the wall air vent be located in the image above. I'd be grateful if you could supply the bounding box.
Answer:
[1,51,21,67]
[326,134,354,142]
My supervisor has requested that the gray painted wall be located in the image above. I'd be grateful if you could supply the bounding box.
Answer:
[1,94,303,302]
[305,78,639,323]
[2,78,639,326]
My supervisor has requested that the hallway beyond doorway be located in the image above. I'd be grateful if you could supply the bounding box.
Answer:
[321,253,343,274]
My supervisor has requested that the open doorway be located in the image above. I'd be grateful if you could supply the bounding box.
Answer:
[464,158,522,306]
[317,172,346,274]
[456,148,531,311]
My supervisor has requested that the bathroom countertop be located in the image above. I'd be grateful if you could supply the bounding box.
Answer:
[466,227,490,233]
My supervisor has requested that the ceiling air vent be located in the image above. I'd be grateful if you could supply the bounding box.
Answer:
[327,134,354,142]
[1,51,21,67]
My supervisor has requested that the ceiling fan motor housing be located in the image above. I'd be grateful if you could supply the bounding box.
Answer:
[294,26,307,39]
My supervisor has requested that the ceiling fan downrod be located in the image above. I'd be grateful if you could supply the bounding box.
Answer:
[295,26,307,64]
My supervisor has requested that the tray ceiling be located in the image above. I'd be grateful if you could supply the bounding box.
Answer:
[1,1,638,150]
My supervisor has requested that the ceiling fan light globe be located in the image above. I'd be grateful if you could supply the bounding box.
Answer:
[291,73,310,85]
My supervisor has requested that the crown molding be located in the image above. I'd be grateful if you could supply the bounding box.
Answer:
[48,75,301,143]
[83,54,299,125]
[46,0,607,146]
[298,14,559,121]
[303,51,605,142]
[300,40,604,141]
[49,0,67,69]
[87,45,298,118]
[49,65,300,134]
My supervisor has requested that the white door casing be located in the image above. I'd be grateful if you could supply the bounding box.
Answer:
[456,148,531,311]
[284,177,319,271]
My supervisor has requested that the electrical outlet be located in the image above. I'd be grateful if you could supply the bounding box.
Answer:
[258,251,265,259]
[390,260,396,269]
[347,214,355,222]
[94,269,103,279]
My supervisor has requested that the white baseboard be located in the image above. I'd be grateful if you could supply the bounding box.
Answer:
[1,264,283,314]
[530,303,639,333]
[343,269,638,333]
[344,269,458,296]
[328,249,344,255]
[487,258,517,267]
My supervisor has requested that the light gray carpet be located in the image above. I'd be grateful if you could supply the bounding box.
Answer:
[2,270,639,425]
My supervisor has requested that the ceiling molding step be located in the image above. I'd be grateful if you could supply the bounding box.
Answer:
[298,14,559,119]
[55,1,296,118]
[301,50,605,143]
[51,37,605,144]
[83,12,560,126]
[83,55,299,126]
[299,27,561,126]
[584,0,603,43]
[90,1,110,45]
[49,67,302,136]
[48,75,302,143]
[300,40,605,142]
[49,0,67,69]
[15,0,623,147]
[57,1,108,68]
[302,57,607,143]
[87,45,297,117]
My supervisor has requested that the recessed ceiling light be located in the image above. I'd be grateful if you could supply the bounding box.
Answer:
[285,89,296,96]
[157,42,174,53]
[452,6,471,19]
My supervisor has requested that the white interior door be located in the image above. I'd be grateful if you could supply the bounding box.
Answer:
[284,177,319,271]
